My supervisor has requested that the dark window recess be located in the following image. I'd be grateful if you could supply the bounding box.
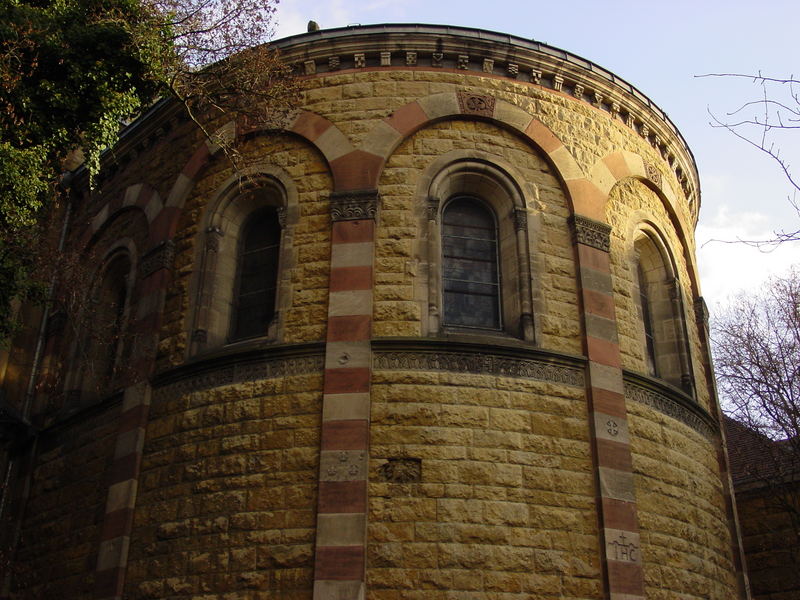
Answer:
[638,262,658,376]
[442,197,501,329]
[231,208,281,341]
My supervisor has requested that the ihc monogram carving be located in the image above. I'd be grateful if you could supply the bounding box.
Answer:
[329,189,380,222]
[141,240,176,278]
[570,215,612,253]
[644,162,662,187]
[456,90,496,117]
[373,351,584,387]
[609,532,639,563]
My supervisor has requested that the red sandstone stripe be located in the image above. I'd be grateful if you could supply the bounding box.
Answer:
[596,438,633,471]
[525,119,564,154]
[586,336,622,368]
[94,565,125,598]
[321,420,369,451]
[181,144,210,178]
[591,388,627,418]
[601,498,638,531]
[291,111,333,141]
[577,243,611,272]
[100,508,134,541]
[107,454,140,486]
[332,220,375,244]
[318,481,368,513]
[324,367,370,394]
[147,207,182,245]
[606,560,645,595]
[118,405,148,433]
[582,288,616,320]
[329,150,384,192]
[329,266,373,292]
[385,102,428,136]
[327,315,371,342]
[565,180,606,222]
[314,546,365,580]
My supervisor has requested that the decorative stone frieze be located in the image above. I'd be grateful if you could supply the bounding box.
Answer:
[373,349,585,387]
[329,189,380,221]
[553,74,564,91]
[432,52,444,67]
[406,51,417,66]
[328,56,340,70]
[426,197,440,222]
[625,377,718,440]
[531,69,542,84]
[457,54,469,69]
[570,215,612,252]
[507,63,519,78]
[354,53,366,68]
[573,83,584,98]
[303,60,316,75]
[514,208,528,231]
[379,458,422,483]
[380,51,391,66]
[482,58,494,73]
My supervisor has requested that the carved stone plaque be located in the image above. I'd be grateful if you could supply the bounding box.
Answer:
[456,90,496,118]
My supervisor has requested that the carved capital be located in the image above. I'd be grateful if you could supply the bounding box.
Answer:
[426,197,440,222]
[694,297,709,327]
[553,75,564,91]
[330,189,380,222]
[205,226,223,252]
[456,90,496,117]
[141,240,175,278]
[514,208,528,231]
[570,215,612,252]
[277,206,287,228]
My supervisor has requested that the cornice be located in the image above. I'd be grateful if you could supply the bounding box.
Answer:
[274,24,700,220]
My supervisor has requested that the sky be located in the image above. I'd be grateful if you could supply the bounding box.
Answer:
[272,0,800,314]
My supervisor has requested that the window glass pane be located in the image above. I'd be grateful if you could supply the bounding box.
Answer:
[442,197,500,329]
[232,207,281,341]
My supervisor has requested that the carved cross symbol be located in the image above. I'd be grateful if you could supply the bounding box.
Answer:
[607,419,619,436]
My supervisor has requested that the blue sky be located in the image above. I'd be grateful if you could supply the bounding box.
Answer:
[273,0,800,311]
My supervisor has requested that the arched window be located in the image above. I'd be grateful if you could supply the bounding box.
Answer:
[82,252,132,396]
[442,197,501,329]
[634,231,694,393]
[637,260,658,377]
[230,208,281,341]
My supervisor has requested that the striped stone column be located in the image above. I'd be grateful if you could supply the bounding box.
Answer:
[94,240,174,600]
[313,190,378,600]
[571,215,645,599]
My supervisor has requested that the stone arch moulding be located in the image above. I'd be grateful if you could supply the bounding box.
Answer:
[154,112,348,243]
[627,218,696,394]
[80,185,161,251]
[593,150,701,297]
[357,91,609,218]
[187,166,299,356]
[416,153,537,341]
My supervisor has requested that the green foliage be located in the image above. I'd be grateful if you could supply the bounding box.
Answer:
[0,0,174,338]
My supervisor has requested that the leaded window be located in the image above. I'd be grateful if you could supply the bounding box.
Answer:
[637,261,658,376]
[442,197,501,329]
[231,208,281,341]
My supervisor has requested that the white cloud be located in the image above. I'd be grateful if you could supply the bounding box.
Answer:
[696,205,800,312]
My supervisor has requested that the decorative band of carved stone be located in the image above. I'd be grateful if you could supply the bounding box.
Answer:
[374,350,584,387]
[570,215,612,252]
[625,377,718,439]
[140,240,176,278]
[329,189,380,222]
[153,348,324,401]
